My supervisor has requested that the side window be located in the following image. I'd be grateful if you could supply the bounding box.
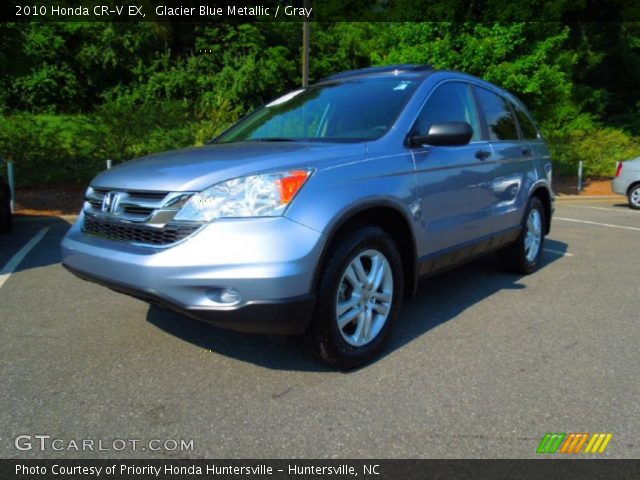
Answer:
[474,87,519,141]
[512,102,539,139]
[413,82,481,142]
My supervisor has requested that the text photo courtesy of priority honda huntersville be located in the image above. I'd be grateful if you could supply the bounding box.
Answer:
[61,65,554,368]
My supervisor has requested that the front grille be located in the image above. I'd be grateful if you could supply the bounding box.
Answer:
[122,205,154,215]
[84,187,194,226]
[92,188,167,200]
[87,189,173,220]
[83,214,200,246]
[88,198,153,217]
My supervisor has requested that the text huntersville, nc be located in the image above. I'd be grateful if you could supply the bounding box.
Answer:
[16,463,371,476]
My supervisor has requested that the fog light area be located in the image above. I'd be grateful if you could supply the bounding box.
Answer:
[206,287,242,306]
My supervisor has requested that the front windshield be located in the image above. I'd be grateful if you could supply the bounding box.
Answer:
[215,77,420,143]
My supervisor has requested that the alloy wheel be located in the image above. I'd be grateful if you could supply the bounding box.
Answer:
[524,208,542,262]
[630,187,640,208]
[335,249,394,347]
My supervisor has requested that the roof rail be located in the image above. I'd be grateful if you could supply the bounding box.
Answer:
[320,64,433,82]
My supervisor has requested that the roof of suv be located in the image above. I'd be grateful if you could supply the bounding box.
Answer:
[318,65,517,103]
[320,64,434,82]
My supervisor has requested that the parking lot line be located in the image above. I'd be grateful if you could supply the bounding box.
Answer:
[563,205,633,213]
[0,227,50,289]
[544,248,574,257]
[555,217,640,232]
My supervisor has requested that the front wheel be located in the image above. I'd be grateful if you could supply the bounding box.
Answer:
[305,226,403,369]
[628,184,640,210]
[499,196,546,274]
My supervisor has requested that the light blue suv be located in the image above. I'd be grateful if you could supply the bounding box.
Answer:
[62,65,554,367]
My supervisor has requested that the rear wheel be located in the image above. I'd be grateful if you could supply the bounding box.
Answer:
[499,196,545,274]
[628,184,640,210]
[305,226,403,369]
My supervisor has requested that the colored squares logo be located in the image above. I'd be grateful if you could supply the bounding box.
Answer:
[584,433,613,453]
[537,433,612,454]
[537,433,565,453]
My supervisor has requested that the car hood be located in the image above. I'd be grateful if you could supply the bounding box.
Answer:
[91,142,367,192]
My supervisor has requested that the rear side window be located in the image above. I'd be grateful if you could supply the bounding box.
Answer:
[474,87,519,141]
[512,102,539,139]
[413,82,481,141]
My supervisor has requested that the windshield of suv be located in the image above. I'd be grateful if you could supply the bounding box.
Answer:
[215,77,420,143]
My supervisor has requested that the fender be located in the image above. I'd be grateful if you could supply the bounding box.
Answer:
[310,197,419,297]
[527,179,554,234]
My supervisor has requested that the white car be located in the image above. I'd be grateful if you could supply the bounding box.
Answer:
[612,157,640,209]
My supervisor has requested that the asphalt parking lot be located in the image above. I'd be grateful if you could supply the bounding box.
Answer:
[1,198,638,459]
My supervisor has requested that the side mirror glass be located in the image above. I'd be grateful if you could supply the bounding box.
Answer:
[410,121,473,147]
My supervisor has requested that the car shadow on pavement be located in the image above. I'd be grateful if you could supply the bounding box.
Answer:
[146,306,334,372]
[0,216,72,273]
[383,242,566,361]
[146,241,568,372]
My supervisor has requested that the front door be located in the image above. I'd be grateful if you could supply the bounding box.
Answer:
[409,81,495,259]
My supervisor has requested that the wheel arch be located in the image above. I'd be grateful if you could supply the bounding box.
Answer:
[530,184,552,234]
[311,201,418,298]
[627,180,640,196]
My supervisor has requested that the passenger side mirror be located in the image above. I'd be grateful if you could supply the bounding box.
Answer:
[409,122,473,147]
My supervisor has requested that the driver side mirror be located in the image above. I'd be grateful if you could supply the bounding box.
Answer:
[409,121,473,147]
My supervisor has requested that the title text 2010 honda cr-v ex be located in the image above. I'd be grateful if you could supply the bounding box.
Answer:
[62,65,554,368]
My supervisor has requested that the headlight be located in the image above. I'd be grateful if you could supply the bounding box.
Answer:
[174,169,313,222]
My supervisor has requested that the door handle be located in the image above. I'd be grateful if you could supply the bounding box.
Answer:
[475,149,491,161]
[522,146,532,157]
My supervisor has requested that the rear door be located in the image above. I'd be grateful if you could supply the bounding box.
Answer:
[472,86,531,234]
[410,81,495,258]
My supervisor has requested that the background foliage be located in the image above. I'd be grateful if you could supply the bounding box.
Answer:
[0,20,639,185]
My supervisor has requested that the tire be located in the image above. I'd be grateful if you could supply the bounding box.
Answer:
[304,226,403,369]
[0,194,11,234]
[499,196,546,274]
[628,184,640,210]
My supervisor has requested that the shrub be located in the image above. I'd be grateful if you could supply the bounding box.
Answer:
[546,123,640,177]
[0,100,207,186]
[95,96,196,162]
[0,114,103,185]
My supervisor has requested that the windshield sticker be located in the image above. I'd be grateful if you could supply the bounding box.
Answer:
[393,81,411,91]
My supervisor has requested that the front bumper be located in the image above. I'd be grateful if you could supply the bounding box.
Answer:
[61,212,323,334]
[64,263,314,334]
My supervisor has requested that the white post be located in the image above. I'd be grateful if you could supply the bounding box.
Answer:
[577,160,583,192]
[106,159,112,170]
[7,161,16,214]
